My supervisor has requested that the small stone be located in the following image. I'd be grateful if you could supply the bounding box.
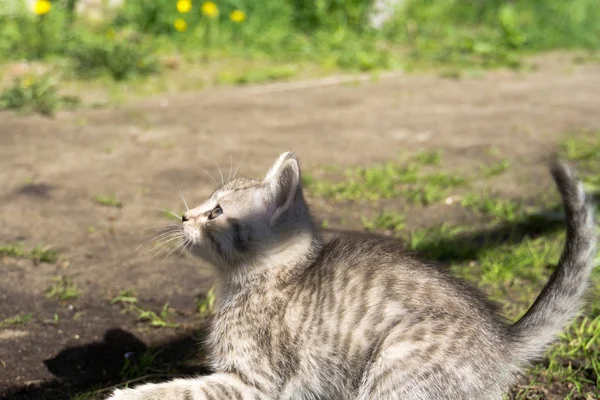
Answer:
[445,195,461,205]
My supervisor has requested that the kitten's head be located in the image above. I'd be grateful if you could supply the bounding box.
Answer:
[182,152,317,270]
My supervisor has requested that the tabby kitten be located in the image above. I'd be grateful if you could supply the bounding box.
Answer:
[108,152,596,400]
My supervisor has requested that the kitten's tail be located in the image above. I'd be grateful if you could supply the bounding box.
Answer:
[508,160,597,363]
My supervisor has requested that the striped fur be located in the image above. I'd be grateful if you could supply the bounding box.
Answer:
[107,154,596,400]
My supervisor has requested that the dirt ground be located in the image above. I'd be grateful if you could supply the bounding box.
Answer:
[1,56,600,399]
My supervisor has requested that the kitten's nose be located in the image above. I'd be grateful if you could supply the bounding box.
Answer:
[182,214,189,222]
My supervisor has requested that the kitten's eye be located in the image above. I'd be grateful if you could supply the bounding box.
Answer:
[208,205,223,220]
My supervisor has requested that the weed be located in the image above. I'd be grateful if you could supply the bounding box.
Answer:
[481,160,511,177]
[0,243,58,263]
[72,312,84,321]
[561,136,600,163]
[389,0,600,70]
[69,391,98,400]
[305,159,466,206]
[560,133,600,192]
[0,244,26,258]
[43,313,61,325]
[30,246,59,263]
[473,235,562,291]
[407,224,479,262]
[1,0,599,94]
[461,193,523,221]
[68,33,159,81]
[162,209,184,221]
[406,172,467,205]
[216,65,297,85]
[120,349,161,381]
[46,276,80,301]
[512,314,600,397]
[362,211,405,232]
[414,150,442,166]
[0,75,79,116]
[93,193,123,208]
[196,286,216,317]
[0,313,33,329]
[111,290,179,328]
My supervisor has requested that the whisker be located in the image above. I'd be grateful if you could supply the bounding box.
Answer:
[202,167,218,188]
[212,157,224,186]
[144,228,182,241]
[141,238,185,258]
[177,239,191,258]
[162,239,186,260]
[175,181,190,211]
[152,224,182,232]
[233,150,246,180]
[165,243,184,260]
[144,235,186,257]
[136,230,182,252]
[228,154,233,183]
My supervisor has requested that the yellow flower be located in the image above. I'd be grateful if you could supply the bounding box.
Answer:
[33,0,52,16]
[229,10,246,23]
[201,1,219,18]
[105,28,116,40]
[174,18,188,32]
[22,77,35,89]
[176,0,192,13]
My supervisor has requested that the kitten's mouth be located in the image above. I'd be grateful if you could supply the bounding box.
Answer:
[182,223,200,245]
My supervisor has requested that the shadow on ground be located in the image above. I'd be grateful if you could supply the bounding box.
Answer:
[1,327,210,400]
[326,208,569,263]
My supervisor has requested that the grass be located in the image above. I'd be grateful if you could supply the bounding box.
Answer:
[111,290,179,328]
[362,211,405,232]
[461,193,523,221]
[414,150,442,166]
[303,153,467,205]
[481,159,511,177]
[0,244,26,258]
[30,246,59,263]
[196,286,216,317]
[560,131,600,192]
[93,193,123,208]
[46,276,80,301]
[216,64,298,85]
[0,243,58,263]
[43,313,61,325]
[2,0,600,114]
[120,349,162,381]
[0,313,33,329]
[0,74,79,116]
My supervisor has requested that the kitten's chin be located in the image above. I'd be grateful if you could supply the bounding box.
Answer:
[187,244,225,268]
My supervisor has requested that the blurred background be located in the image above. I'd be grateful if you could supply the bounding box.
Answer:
[0,1,599,399]
[1,0,599,108]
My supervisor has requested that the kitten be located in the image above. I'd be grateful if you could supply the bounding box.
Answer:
[108,152,596,400]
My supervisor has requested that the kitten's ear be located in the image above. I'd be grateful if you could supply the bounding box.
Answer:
[263,151,301,225]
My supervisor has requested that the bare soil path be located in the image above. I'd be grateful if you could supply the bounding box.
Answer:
[1,57,600,399]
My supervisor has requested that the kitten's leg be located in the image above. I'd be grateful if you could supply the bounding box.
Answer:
[106,373,270,400]
[355,325,484,400]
